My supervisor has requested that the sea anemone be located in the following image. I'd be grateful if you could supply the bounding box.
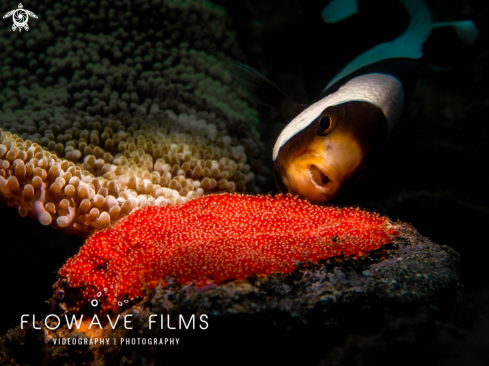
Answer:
[0,0,267,234]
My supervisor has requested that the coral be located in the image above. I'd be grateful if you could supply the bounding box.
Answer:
[0,0,268,234]
[57,193,399,312]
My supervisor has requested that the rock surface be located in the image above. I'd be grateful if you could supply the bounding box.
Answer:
[0,222,460,365]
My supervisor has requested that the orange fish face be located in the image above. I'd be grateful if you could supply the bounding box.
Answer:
[274,102,387,202]
[278,128,363,202]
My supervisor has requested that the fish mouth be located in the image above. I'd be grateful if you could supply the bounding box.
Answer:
[282,155,342,202]
[308,165,332,189]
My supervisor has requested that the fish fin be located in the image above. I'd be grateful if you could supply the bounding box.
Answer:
[229,62,308,121]
[422,8,488,67]
[432,21,479,46]
[321,0,358,24]
[295,0,409,99]
[325,0,432,89]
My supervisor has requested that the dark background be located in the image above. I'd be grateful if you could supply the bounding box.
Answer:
[224,1,489,364]
[1,0,488,364]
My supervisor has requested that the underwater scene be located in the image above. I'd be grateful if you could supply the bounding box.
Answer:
[0,0,487,364]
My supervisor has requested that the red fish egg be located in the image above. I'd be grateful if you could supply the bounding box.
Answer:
[59,193,398,311]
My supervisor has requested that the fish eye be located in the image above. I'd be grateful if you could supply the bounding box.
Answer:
[316,105,344,136]
[317,114,333,136]
[319,115,331,130]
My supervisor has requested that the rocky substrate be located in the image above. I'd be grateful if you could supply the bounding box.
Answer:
[0,222,460,365]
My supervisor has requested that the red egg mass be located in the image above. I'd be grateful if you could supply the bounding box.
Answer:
[59,193,398,311]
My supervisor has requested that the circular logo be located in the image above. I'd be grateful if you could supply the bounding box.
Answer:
[12,9,28,27]
[3,4,38,32]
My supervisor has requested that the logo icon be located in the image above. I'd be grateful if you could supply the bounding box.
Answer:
[90,287,130,308]
[3,3,38,32]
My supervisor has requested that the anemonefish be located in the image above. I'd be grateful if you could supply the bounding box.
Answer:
[232,0,483,202]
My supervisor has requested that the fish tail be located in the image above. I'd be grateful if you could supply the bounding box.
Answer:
[325,0,432,89]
